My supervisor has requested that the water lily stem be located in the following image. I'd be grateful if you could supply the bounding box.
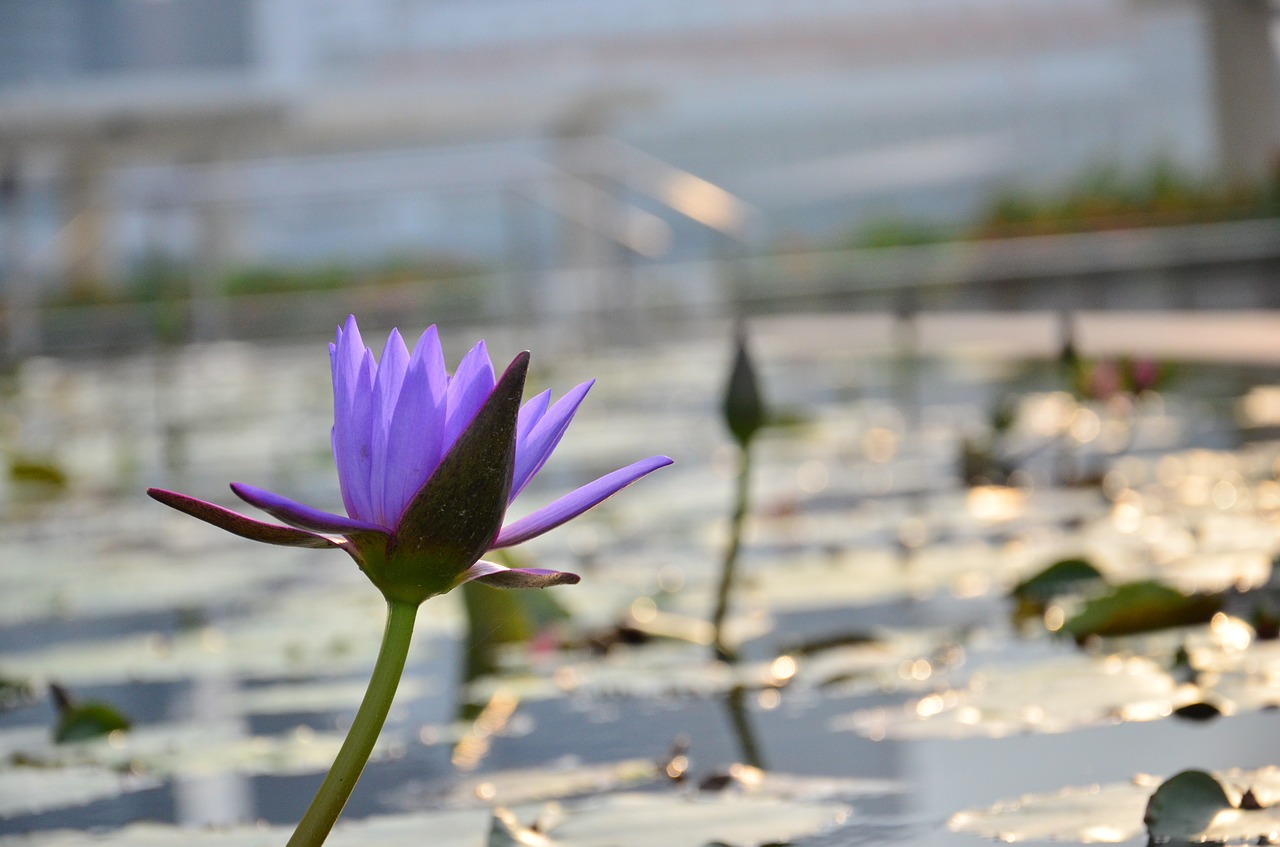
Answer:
[711,444,752,661]
[287,600,417,847]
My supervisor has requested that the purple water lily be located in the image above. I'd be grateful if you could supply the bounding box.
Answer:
[150,315,671,605]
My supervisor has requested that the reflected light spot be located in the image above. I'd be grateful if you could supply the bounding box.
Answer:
[1101,470,1129,501]
[293,725,315,744]
[952,572,991,599]
[554,666,581,692]
[1069,408,1101,443]
[665,755,690,780]
[417,725,440,745]
[1211,480,1238,510]
[910,659,933,681]
[1111,493,1143,533]
[1119,701,1170,722]
[1257,480,1280,511]
[898,517,929,549]
[1210,613,1253,652]
[967,486,1025,523]
[770,654,798,683]
[656,565,685,593]
[958,706,982,725]
[758,688,781,710]
[630,596,658,624]
[201,627,226,653]
[728,763,765,786]
[1157,456,1185,488]
[1080,825,1129,842]
[796,460,829,493]
[915,694,946,718]
[107,730,127,749]
[863,427,899,463]
[1044,605,1066,632]
[475,782,497,801]
[1021,705,1044,725]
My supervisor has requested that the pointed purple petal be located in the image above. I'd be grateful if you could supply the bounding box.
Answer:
[381,326,447,526]
[517,389,552,445]
[331,318,376,519]
[370,329,410,526]
[491,455,673,549]
[339,349,377,522]
[510,380,594,501]
[230,482,389,536]
[148,488,340,549]
[443,340,496,453]
[456,560,581,589]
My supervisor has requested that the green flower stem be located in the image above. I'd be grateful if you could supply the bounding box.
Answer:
[711,445,752,661]
[287,600,418,847]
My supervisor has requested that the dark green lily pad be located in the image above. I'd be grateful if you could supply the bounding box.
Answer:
[1012,557,1105,604]
[1060,581,1222,643]
[951,766,1280,844]
[1143,770,1232,842]
[51,685,131,744]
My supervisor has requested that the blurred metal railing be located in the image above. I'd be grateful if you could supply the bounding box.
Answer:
[6,216,1280,359]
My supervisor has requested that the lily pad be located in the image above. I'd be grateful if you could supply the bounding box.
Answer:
[1143,770,1232,842]
[1012,557,1106,604]
[950,767,1280,844]
[0,767,162,817]
[0,790,850,847]
[838,652,1181,740]
[0,720,402,778]
[1060,581,1221,643]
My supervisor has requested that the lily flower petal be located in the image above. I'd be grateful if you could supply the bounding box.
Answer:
[369,329,411,526]
[381,326,447,526]
[457,560,581,589]
[230,482,389,536]
[516,388,552,445]
[510,379,594,502]
[148,488,340,549]
[443,340,496,450]
[491,455,673,549]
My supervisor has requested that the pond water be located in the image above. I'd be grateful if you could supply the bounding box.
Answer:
[3,313,1280,846]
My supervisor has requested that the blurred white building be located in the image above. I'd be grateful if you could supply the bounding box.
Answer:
[0,0,1262,290]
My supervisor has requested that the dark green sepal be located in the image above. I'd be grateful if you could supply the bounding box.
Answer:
[722,326,766,447]
[373,352,529,605]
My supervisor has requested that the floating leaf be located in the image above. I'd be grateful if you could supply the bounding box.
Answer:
[951,766,1280,845]
[1012,557,1105,603]
[0,674,34,712]
[0,790,850,847]
[50,685,131,744]
[0,766,161,817]
[839,652,1180,740]
[1143,770,1232,842]
[1060,581,1221,643]
[1,720,399,778]
[9,456,70,489]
